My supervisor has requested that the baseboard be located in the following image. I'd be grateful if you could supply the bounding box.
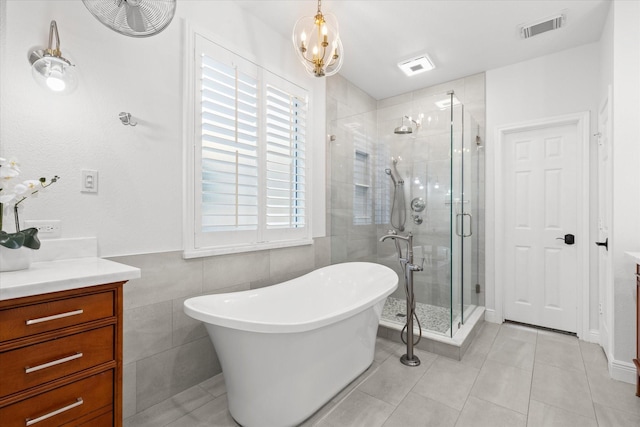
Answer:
[484,309,500,324]
[610,359,637,385]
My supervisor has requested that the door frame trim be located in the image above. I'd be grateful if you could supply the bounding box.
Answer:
[493,112,590,338]
[597,85,613,359]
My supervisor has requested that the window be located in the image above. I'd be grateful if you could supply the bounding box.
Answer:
[186,33,310,256]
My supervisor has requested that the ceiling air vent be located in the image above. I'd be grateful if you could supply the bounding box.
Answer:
[520,14,566,39]
[398,55,435,77]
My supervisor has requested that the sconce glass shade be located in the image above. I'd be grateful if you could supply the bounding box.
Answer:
[28,20,78,95]
[292,1,343,77]
[29,52,78,94]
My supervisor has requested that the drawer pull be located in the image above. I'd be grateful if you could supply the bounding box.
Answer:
[25,397,83,426]
[25,352,84,374]
[26,309,84,325]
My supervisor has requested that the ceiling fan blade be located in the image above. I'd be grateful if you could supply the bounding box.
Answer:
[124,2,147,33]
[82,0,176,37]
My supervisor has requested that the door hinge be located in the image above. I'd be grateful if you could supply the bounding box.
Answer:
[475,284,481,294]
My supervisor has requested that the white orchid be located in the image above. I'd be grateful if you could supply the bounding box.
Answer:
[0,157,21,176]
[0,192,15,204]
[0,157,60,241]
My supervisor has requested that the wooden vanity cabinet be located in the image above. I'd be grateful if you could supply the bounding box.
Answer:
[0,282,125,426]
[635,263,640,397]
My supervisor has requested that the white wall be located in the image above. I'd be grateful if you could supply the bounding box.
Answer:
[485,43,600,332]
[0,0,326,257]
[486,1,640,384]
[610,0,640,375]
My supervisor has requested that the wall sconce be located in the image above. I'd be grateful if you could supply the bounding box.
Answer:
[28,20,78,95]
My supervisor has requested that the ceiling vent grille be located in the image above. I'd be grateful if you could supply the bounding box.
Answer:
[520,14,566,39]
[397,55,435,76]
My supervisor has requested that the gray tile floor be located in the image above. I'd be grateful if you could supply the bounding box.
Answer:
[124,322,640,427]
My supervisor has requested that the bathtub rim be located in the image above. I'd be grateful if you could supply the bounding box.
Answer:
[184,261,398,334]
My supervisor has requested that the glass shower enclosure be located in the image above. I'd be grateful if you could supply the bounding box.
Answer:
[329,89,483,339]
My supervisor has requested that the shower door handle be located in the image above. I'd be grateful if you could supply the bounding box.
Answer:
[456,213,473,237]
[462,213,473,237]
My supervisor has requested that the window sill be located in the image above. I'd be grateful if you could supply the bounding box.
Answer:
[183,238,314,259]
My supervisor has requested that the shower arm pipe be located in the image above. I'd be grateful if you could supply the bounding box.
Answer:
[403,115,422,128]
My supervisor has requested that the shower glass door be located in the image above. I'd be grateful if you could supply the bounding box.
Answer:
[451,94,480,335]
[450,92,464,337]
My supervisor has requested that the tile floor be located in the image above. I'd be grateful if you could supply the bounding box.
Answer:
[123,322,640,427]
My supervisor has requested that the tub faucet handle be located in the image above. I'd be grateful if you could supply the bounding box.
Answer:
[409,260,423,272]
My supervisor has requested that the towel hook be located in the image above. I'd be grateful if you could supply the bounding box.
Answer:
[119,112,137,126]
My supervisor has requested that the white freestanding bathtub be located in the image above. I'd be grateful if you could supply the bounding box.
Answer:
[183,262,398,427]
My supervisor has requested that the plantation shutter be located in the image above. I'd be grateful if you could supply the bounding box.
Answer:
[201,55,259,232]
[194,36,261,248]
[193,34,309,251]
[263,72,308,242]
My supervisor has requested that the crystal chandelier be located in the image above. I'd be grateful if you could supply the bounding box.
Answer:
[292,0,343,77]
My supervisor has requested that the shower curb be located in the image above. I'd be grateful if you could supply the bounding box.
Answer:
[377,308,485,361]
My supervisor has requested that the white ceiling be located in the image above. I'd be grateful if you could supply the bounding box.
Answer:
[234,0,611,100]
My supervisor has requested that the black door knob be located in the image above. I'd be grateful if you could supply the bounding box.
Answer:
[595,238,608,251]
[556,234,575,245]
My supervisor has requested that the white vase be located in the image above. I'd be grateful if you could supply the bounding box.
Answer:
[0,246,33,272]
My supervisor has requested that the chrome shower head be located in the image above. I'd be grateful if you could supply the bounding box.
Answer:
[394,115,422,134]
[394,125,413,134]
[394,116,413,134]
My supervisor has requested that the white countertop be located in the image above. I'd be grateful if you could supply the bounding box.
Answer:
[0,257,140,301]
[627,252,640,264]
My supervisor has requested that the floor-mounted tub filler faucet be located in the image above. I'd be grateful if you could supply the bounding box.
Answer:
[379,231,423,367]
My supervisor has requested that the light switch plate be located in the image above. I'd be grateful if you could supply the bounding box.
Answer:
[81,169,98,193]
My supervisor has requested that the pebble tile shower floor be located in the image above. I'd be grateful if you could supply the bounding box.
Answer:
[123,322,640,427]
[381,296,452,335]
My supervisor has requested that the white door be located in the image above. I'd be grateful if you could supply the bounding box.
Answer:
[597,88,613,359]
[502,123,580,333]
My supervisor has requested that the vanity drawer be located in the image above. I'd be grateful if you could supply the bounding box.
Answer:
[0,292,114,342]
[0,370,113,427]
[0,326,114,398]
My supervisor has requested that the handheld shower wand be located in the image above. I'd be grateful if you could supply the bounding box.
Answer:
[385,158,406,231]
